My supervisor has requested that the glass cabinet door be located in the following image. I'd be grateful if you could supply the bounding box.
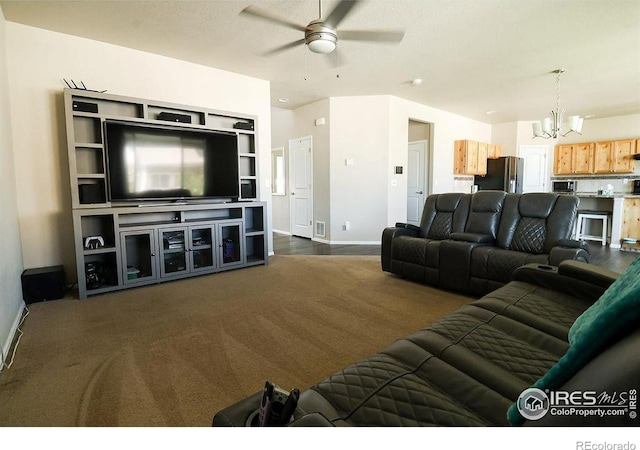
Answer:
[121,230,157,284]
[218,221,244,268]
[158,227,189,278]
[190,225,216,273]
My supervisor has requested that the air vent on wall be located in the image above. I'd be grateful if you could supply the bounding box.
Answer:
[315,221,326,238]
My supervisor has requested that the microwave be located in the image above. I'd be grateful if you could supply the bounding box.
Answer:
[552,180,576,193]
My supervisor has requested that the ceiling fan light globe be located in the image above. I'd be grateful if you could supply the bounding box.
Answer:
[307,34,336,55]
[307,39,336,54]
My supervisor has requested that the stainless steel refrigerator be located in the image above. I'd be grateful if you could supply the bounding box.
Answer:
[474,156,524,193]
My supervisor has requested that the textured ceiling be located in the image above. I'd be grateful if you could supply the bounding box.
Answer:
[1,0,639,124]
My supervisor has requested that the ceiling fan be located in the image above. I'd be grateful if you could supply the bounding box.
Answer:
[240,0,405,56]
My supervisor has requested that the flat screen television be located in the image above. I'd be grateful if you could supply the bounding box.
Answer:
[105,120,239,203]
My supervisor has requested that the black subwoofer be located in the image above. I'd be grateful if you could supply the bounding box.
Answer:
[21,265,66,304]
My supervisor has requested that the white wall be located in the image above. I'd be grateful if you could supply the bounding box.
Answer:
[491,121,518,156]
[0,8,26,368]
[5,22,272,280]
[330,96,391,243]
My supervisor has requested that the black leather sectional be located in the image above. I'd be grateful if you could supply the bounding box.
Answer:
[382,191,590,296]
[213,261,639,426]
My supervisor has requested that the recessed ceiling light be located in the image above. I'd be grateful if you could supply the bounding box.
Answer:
[485,111,497,115]
[278,98,289,103]
[410,78,423,86]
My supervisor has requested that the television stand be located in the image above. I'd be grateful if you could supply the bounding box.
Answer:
[64,89,266,299]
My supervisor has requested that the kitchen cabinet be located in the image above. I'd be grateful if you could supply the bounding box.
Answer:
[611,139,636,173]
[553,144,587,174]
[554,139,637,175]
[594,140,635,173]
[622,198,640,240]
[593,141,614,173]
[454,140,488,175]
[487,143,503,159]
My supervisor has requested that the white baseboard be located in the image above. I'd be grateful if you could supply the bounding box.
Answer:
[1,300,26,369]
[272,229,291,236]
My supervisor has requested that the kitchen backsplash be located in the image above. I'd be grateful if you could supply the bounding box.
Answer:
[452,176,475,193]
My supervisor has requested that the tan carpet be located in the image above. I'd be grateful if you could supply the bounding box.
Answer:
[0,255,473,426]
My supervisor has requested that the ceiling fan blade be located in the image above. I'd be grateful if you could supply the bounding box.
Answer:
[261,38,306,56]
[338,29,405,43]
[240,5,308,32]
[324,0,362,28]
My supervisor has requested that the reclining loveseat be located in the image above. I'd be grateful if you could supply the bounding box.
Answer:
[213,258,640,426]
[382,191,590,296]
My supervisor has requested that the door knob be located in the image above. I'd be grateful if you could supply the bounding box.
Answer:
[291,192,295,195]
[416,191,423,194]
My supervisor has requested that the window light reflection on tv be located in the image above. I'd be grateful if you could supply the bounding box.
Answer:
[124,133,206,197]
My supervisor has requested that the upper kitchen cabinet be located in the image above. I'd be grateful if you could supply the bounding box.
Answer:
[554,139,637,175]
[454,140,488,175]
[487,144,503,159]
[594,140,636,173]
[554,143,593,175]
[611,139,636,173]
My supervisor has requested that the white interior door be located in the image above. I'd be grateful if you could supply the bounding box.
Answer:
[289,137,313,238]
[518,145,549,193]
[407,140,427,226]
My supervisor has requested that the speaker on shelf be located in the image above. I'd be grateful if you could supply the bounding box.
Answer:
[157,112,192,124]
[72,101,99,114]
[233,122,254,131]
[21,265,66,304]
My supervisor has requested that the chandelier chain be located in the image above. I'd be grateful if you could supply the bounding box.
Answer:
[556,70,561,113]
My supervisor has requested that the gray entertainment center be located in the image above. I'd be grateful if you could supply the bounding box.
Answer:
[64,88,267,299]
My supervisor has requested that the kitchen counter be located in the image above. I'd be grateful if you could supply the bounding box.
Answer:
[572,192,640,198]
[570,193,640,249]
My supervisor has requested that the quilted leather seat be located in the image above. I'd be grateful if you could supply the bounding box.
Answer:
[386,193,469,284]
[382,191,589,296]
[212,261,640,427]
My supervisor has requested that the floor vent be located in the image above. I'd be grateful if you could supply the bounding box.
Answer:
[315,221,326,238]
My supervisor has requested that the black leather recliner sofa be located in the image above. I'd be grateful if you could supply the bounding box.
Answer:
[213,260,640,426]
[382,191,589,296]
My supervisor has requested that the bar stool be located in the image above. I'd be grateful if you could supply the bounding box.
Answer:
[574,210,611,246]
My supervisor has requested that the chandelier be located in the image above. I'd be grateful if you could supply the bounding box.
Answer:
[532,69,584,139]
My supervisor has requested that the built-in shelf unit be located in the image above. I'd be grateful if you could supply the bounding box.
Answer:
[64,88,267,298]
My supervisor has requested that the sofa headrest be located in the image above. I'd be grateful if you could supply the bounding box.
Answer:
[435,193,466,212]
[518,193,558,218]
[471,191,507,212]
[464,191,506,238]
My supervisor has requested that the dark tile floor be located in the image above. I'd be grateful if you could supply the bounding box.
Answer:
[273,232,638,273]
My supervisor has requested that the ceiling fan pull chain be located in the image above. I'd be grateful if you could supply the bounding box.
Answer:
[304,46,308,81]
